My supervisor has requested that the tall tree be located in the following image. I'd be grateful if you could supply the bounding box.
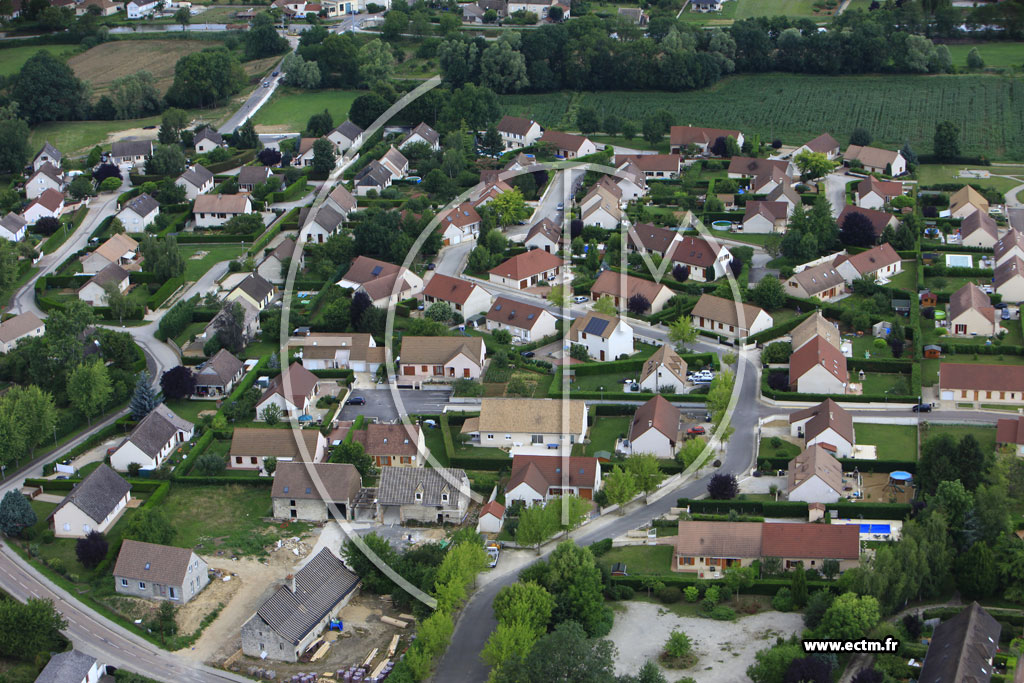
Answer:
[67,360,112,425]
[0,491,36,537]
[12,50,90,124]
[166,48,246,109]
[515,503,558,553]
[245,13,289,59]
[0,117,30,174]
[494,620,616,683]
[933,120,961,161]
[625,453,664,503]
[603,465,637,513]
[130,372,158,422]
[75,530,109,569]
[312,137,337,175]
[0,598,67,661]
[357,38,396,85]
[160,365,196,400]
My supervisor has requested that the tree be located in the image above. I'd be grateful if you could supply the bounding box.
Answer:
[576,106,600,135]
[593,296,616,316]
[603,466,637,513]
[3,385,57,458]
[493,620,616,683]
[956,541,997,599]
[145,144,186,177]
[793,151,836,181]
[724,565,755,603]
[546,285,568,308]
[129,371,158,421]
[493,581,554,636]
[791,562,808,607]
[166,48,246,109]
[491,188,529,226]
[193,449,226,476]
[358,38,396,85]
[342,532,400,594]
[967,47,985,69]
[425,301,453,323]
[124,508,175,545]
[160,365,196,400]
[104,282,139,324]
[625,454,664,503]
[0,598,67,660]
[69,174,95,200]
[260,403,282,425]
[213,301,246,353]
[849,128,872,146]
[149,600,178,637]
[483,620,540,680]
[817,593,880,641]
[312,137,337,175]
[480,39,529,94]
[784,657,833,683]
[627,293,650,315]
[258,148,282,167]
[515,504,557,553]
[668,315,697,351]
[748,640,803,683]
[75,530,109,569]
[331,440,377,477]
[33,216,61,237]
[751,276,785,310]
[664,629,693,660]
[174,6,190,28]
[348,92,391,130]
[839,211,877,247]
[707,472,738,499]
[246,13,289,60]
[933,120,961,161]
[0,117,31,174]
[13,50,89,124]
[109,70,161,120]
[492,329,512,345]
[306,108,334,137]
[642,114,668,146]
[677,437,705,468]
[481,125,504,157]
[0,491,36,537]
[67,360,111,425]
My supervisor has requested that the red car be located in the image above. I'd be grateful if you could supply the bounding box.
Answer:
[686,426,706,437]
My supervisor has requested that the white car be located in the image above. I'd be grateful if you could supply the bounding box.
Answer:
[573,295,589,304]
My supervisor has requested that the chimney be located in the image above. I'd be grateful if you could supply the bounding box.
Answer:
[286,573,295,592]
[648,420,652,428]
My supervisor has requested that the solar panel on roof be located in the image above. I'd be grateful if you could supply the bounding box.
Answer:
[494,303,502,311]
[584,317,610,336]
[371,265,383,276]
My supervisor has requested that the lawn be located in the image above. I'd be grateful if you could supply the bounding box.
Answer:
[598,545,676,577]
[173,321,208,348]
[26,502,140,584]
[734,0,838,19]
[851,335,893,359]
[179,244,247,281]
[860,373,910,396]
[916,164,1024,195]
[885,267,917,292]
[0,44,77,77]
[68,40,224,97]
[854,423,918,462]
[922,275,990,296]
[586,416,630,457]
[163,398,217,424]
[423,424,449,466]
[920,424,997,456]
[759,437,801,460]
[569,371,633,393]
[946,42,1024,69]
[251,88,362,133]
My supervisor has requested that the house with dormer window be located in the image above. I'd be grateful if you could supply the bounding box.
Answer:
[113,539,210,604]
[376,467,470,523]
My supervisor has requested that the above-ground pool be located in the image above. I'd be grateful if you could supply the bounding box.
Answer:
[934,309,947,320]
[945,253,973,268]
[711,220,731,230]
[859,523,892,535]
[890,471,912,482]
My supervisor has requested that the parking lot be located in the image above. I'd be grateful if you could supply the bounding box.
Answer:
[337,389,454,422]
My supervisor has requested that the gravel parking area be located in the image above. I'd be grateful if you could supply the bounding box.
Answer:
[607,601,804,682]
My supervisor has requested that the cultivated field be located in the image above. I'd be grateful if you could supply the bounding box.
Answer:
[500,74,1024,160]
[68,40,223,96]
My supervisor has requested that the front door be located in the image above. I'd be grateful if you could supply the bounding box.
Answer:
[600,350,605,361]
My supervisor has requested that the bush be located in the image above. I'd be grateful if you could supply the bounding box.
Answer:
[772,586,795,612]
[588,538,613,557]
[658,586,682,604]
[702,585,721,611]
[614,585,635,600]
[683,585,700,602]
[708,605,737,620]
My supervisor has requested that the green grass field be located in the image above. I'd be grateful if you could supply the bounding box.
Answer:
[759,437,801,460]
[917,164,1024,195]
[921,423,997,456]
[734,0,834,19]
[599,544,675,577]
[251,88,362,132]
[855,423,918,461]
[180,244,247,281]
[947,42,1024,69]
[0,45,77,77]
[586,416,630,457]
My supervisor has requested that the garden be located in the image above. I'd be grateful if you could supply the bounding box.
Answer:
[854,423,918,462]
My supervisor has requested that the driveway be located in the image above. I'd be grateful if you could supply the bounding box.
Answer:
[824,171,852,217]
[337,388,453,422]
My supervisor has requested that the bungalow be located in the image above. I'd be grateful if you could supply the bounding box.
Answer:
[77,263,129,307]
[77,0,118,15]
[194,348,245,397]
[741,201,788,233]
[638,344,687,394]
[749,167,790,195]
[380,146,410,179]
[461,398,587,455]
[789,398,854,458]
[785,262,846,301]
[589,270,674,314]
[484,297,558,343]
[0,311,45,354]
[580,185,622,230]
[786,445,843,504]
[193,194,252,228]
[422,273,492,319]
[35,650,106,683]
[237,166,273,193]
[856,177,904,210]
[193,128,225,154]
[538,130,596,159]
[293,138,318,167]
[0,212,27,242]
[110,406,195,472]
[439,202,482,245]
[612,153,682,179]
[940,362,1024,405]
[690,0,722,12]
[51,465,131,538]
[669,235,734,282]
[994,256,1024,304]
[844,145,906,176]
[110,140,152,165]
[240,549,360,662]
[524,217,562,253]
[271,462,361,521]
[488,249,565,289]
[994,229,1024,267]
[299,332,382,373]
[81,233,138,275]
[996,415,1024,456]
[690,293,773,340]
[833,243,902,284]
[614,162,648,200]
[728,157,790,180]
[23,188,65,225]
[257,237,299,284]
[255,362,320,419]
[175,164,215,200]
[477,500,505,534]
[353,160,393,196]
[766,180,801,213]
[948,283,999,337]
[669,125,743,155]
[114,540,210,604]
[569,311,634,361]
[26,163,63,200]
[789,335,848,395]
[377,467,471,524]
[794,133,840,160]
[324,184,357,218]
[507,0,563,18]
[349,423,426,468]
[918,603,1001,683]
[300,204,345,244]
[497,115,542,150]
[337,255,424,306]
[790,311,842,353]
[505,455,601,507]
[628,395,681,459]
[230,428,327,470]
[401,122,440,151]
[117,193,159,232]
[628,222,681,258]
[397,335,486,387]
[960,210,998,249]
[32,141,62,172]
[126,0,158,18]
[327,120,364,154]
[949,185,989,219]
[226,273,275,311]
[203,299,260,349]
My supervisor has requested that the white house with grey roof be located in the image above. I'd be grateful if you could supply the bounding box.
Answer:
[376,467,471,524]
[109,406,195,472]
[26,163,63,200]
[117,193,160,232]
[34,650,105,683]
[194,348,245,397]
[237,166,274,193]
[51,464,131,538]
[241,548,361,662]
[175,164,215,200]
[32,141,62,173]
[0,212,27,242]
[300,204,345,244]
[354,159,393,196]
[568,311,634,361]
[0,311,44,354]
[327,120,364,154]
[401,122,440,151]
[193,127,225,154]
[226,272,276,311]
[110,140,153,165]
[324,184,358,218]
[77,262,129,307]
[114,539,209,604]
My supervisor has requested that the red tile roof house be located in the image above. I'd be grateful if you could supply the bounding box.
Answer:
[396,335,487,387]
[691,293,773,340]
[789,335,849,395]
[833,243,902,284]
[996,415,1024,456]
[728,157,791,180]
[349,422,426,468]
[613,153,683,179]
[627,395,682,459]
[844,145,907,176]
[856,177,905,210]
[590,270,674,314]
[784,261,846,302]
[838,205,899,242]
[22,187,65,225]
[488,249,566,289]
[505,455,601,507]
[477,500,505,534]
[668,520,860,576]
[669,235,734,282]
[524,217,562,253]
[627,222,682,257]
[484,296,558,343]
[939,363,1024,406]
[669,125,744,155]
[741,200,789,234]
[497,115,542,150]
[439,201,482,245]
[337,255,424,307]
[537,130,596,159]
[947,282,1000,337]
[794,133,841,160]
[229,428,328,471]
[422,273,493,319]
[959,210,999,249]
[254,362,320,419]
[789,398,855,458]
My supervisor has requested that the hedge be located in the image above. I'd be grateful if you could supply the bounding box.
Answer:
[676,498,912,519]
[761,372,917,404]
[440,413,456,464]
[747,311,812,345]
[609,575,832,595]
[269,177,311,203]
[147,277,183,310]
[567,353,719,377]
[204,149,258,175]
[173,231,259,244]
[449,456,509,471]
[757,455,918,475]
[846,358,913,373]
[311,368,355,381]
[939,342,1024,356]
[24,478,165,493]
[923,265,993,277]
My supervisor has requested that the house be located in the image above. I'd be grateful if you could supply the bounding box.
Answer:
[994,228,1024,266]
[237,166,273,193]
[0,311,45,353]
[175,164,215,200]
[117,193,159,232]
[488,249,565,289]
[300,204,345,244]
[788,398,854,458]
[856,177,904,210]
[126,0,158,17]
[844,145,906,175]
[590,270,675,315]
[32,141,62,172]
[617,6,647,23]
[203,299,260,349]
[833,243,902,284]
[293,137,318,167]
[628,395,681,459]
[669,125,743,155]
[749,166,791,195]
[114,539,210,604]
[255,362,320,419]
[994,256,1024,304]
[960,210,998,249]
[77,263,129,307]
[669,235,734,282]
[272,462,361,521]
[397,336,486,387]
[193,194,252,228]
[230,428,327,470]
[949,185,989,219]
[462,398,587,455]
[628,222,681,257]
[35,650,105,683]
[996,416,1024,456]
[349,423,426,468]
[505,455,601,507]
[51,464,131,539]
[0,212,27,242]
[614,162,648,201]
[401,122,440,151]
[785,262,846,301]
[299,333,382,373]
[794,133,840,160]
[194,348,245,397]
[948,283,999,337]
[110,140,153,165]
[226,273,275,311]
[193,128,225,154]
[789,335,849,394]
[638,344,687,394]
[257,237,299,284]
[497,115,542,150]
[324,184,358,218]
[918,602,1001,683]
[377,467,471,523]
[337,255,424,306]
[110,406,194,472]
[26,163,63,200]
[569,311,634,361]
[538,131,596,159]
[766,179,801,213]
[23,188,65,225]
[940,363,1024,405]
[580,185,622,230]
[439,202,482,245]
[485,297,557,343]
[422,273,492,320]
[787,445,844,504]
[477,500,505,534]
[507,0,560,17]
[690,293,773,340]
[240,548,361,662]
[612,154,682,179]
[380,146,409,179]
[690,0,722,11]
[741,201,788,234]
[728,157,790,180]
[790,311,841,353]
[77,0,118,15]
[327,120,364,153]
[353,160,393,196]
[525,218,562,253]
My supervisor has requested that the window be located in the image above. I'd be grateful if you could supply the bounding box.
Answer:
[415,491,423,502]
[121,578,128,587]
[169,587,177,599]
[139,582,146,589]
[441,493,449,503]
[235,457,242,464]
[63,523,70,532]
[531,434,543,444]
[487,434,494,440]
[505,434,511,441]
[403,366,415,375]
[290,500,295,506]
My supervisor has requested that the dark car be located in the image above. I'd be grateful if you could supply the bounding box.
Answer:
[346,396,366,405]
[425,262,435,271]
[520,350,535,358]
[912,403,933,412]
[142,125,156,130]
[995,302,1009,309]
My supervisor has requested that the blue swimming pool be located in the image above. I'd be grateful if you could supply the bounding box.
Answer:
[859,524,891,534]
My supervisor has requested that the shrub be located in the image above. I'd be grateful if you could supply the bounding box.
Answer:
[615,585,634,600]
[657,586,682,604]
[702,585,721,611]
[683,586,700,602]
[772,586,795,612]
[708,605,737,621]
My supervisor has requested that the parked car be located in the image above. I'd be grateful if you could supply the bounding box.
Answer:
[425,262,435,271]
[556,202,564,210]
[1003,308,1012,320]
[572,295,589,304]
[485,541,500,568]
[346,396,366,406]
[520,350,535,358]
[686,426,706,437]
[912,403,933,413]
[995,302,1008,309]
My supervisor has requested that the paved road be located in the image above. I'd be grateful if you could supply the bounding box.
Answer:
[217,58,287,135]
[824,170,852,218]
[337,389,453,422]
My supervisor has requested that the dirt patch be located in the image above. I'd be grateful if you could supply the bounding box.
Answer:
[175,569,242,635]
[253,124,295,134]
[68,40,222,96]
[98,594,159,625]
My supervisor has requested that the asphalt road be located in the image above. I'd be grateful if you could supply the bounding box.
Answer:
[337,389,453,422]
